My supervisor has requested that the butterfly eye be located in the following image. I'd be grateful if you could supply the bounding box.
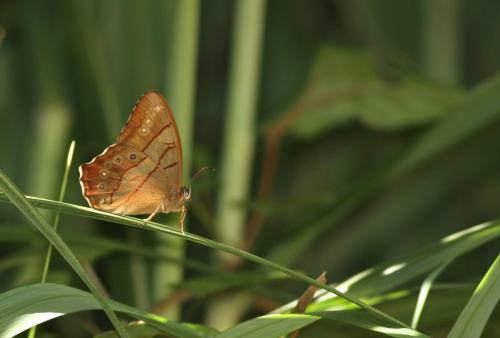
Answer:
[181,187,192,200]
[128,152,137,161]
[104,161,112,169]
[99,169,109,178]
[144,117,152,125]
[97,183,106,190]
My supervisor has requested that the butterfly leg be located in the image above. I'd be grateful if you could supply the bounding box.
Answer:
[144,203,163,224]
[179,205,187,234]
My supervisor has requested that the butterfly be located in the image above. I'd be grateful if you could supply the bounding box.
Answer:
[79,91,191,231]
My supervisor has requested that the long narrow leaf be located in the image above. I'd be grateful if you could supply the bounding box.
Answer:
[448,254,500,338]
[411,259,452,329]
[216,310,430,338]
[29,141,75,338]
[274,221,500,313]
[316,310,430,338]
[40,140,75,281]
[0,170,129,338]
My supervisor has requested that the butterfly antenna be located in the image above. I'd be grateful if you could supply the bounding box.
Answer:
[189,166,215,185]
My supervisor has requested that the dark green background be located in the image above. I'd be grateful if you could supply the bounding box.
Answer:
[1,0,499,337]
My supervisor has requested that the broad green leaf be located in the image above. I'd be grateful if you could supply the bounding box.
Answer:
[289,46,463,138]
[0,283,216,338]
[448,254,500,338]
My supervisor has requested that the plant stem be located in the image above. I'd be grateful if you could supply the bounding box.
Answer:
[215,0,267,263]
[209,0,267,329]
[152,0,200,319]
[422,0,461,84]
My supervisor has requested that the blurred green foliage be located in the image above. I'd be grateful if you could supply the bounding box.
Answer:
[0,0,499,337]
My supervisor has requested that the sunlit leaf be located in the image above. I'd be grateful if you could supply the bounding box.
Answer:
[448,254,500,338]
[216,310,430,338]
[274,221,500,313]
[0,283,216,338]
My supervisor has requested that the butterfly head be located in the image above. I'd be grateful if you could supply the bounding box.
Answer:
[180,186,192,202]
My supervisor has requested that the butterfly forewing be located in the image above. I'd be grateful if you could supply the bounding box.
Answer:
[118,92,183,190]
[79,91,184,215]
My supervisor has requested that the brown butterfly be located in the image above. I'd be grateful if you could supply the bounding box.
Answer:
[79,91,191,231]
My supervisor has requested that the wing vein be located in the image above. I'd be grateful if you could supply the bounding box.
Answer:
[142,122,172,151]
[113,144,176,207]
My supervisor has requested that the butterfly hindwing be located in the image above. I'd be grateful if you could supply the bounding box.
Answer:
[79,144,167,214]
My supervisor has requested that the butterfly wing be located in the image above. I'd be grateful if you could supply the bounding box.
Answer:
[117,91,183,192]
[79,91,184,215]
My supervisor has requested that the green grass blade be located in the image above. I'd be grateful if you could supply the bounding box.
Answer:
[0,191,409,331]
[448,253,500,338]
[411,259,452,329]
[40,140,75,281]
[275,221,500,313]
[215,0,267,255]
[0,283,215,338]
[0,170,129,338]
[216,310,430,338]
[315,310,430,338]
[28,140,75,338]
